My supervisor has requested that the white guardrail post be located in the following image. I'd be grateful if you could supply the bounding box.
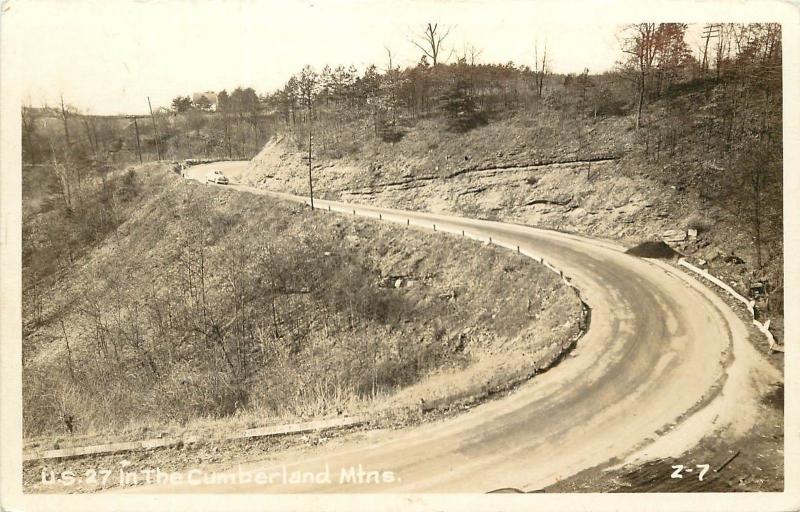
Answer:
[678,258,782,353]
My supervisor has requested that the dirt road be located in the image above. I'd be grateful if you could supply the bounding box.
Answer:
[143,161,778,493]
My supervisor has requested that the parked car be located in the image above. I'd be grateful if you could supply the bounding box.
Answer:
[206,169,229,184]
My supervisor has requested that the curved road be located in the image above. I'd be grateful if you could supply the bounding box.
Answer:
[144,161,776,493]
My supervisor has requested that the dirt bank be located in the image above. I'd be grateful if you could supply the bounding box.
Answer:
[237,134,784,359]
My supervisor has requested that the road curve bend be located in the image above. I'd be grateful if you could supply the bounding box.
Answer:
[142,161,775,493]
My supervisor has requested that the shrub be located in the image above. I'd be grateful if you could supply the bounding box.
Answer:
[686,214,713,233]
[439,80,488,133]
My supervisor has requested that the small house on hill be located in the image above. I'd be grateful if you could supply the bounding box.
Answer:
[192,91,218,111]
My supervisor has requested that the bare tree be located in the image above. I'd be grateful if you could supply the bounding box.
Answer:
[59,95,72,148]
[653,24,692,95]
[459,42,483,66]
[384,46,394,74]
[730,141,781,273]
[621,23,658,130]
[21,105,39,163]
[49,142,74,213]
[382,47,403,128]
[60,320,76,383]
[713,24,731,79]
[620,24,690,129]
[81,117,98,157]
[411,22,452,66]
[533,39,549,98]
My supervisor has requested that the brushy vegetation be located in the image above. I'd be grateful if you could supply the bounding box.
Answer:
[22,166,579,438]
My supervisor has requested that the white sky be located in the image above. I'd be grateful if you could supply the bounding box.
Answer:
[6,0,713,115]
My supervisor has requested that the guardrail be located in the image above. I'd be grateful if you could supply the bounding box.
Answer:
[182,158,232,166]
[23,416,367,462]
[329,202,593,354]
[678,258,783,353]
[27,202,591,462]
[314,201,587,306]
[325,201,779,358]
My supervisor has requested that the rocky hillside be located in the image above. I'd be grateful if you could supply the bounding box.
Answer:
[237,77,783,344]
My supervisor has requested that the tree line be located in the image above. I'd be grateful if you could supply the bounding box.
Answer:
[22,23,780,176]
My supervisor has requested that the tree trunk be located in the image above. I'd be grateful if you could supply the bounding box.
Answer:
[635,71,645,130]
[61,320,76,383]
[752,169,763,270]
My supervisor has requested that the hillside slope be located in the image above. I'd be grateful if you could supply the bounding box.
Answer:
[22,165,582,439]
[238,79,783,347]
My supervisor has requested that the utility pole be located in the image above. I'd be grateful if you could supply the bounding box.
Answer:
[307,127,314,209]
[223,109,232,159]
[147,96,161,161]
[701,24,721,76]
[130,116,143,164]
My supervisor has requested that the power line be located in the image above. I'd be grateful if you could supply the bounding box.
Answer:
[701,23,722,75]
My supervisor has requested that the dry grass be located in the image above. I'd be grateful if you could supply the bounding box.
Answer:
[22,166,582,441]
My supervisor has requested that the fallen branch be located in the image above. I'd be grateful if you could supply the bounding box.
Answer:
[715,450,740,473]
